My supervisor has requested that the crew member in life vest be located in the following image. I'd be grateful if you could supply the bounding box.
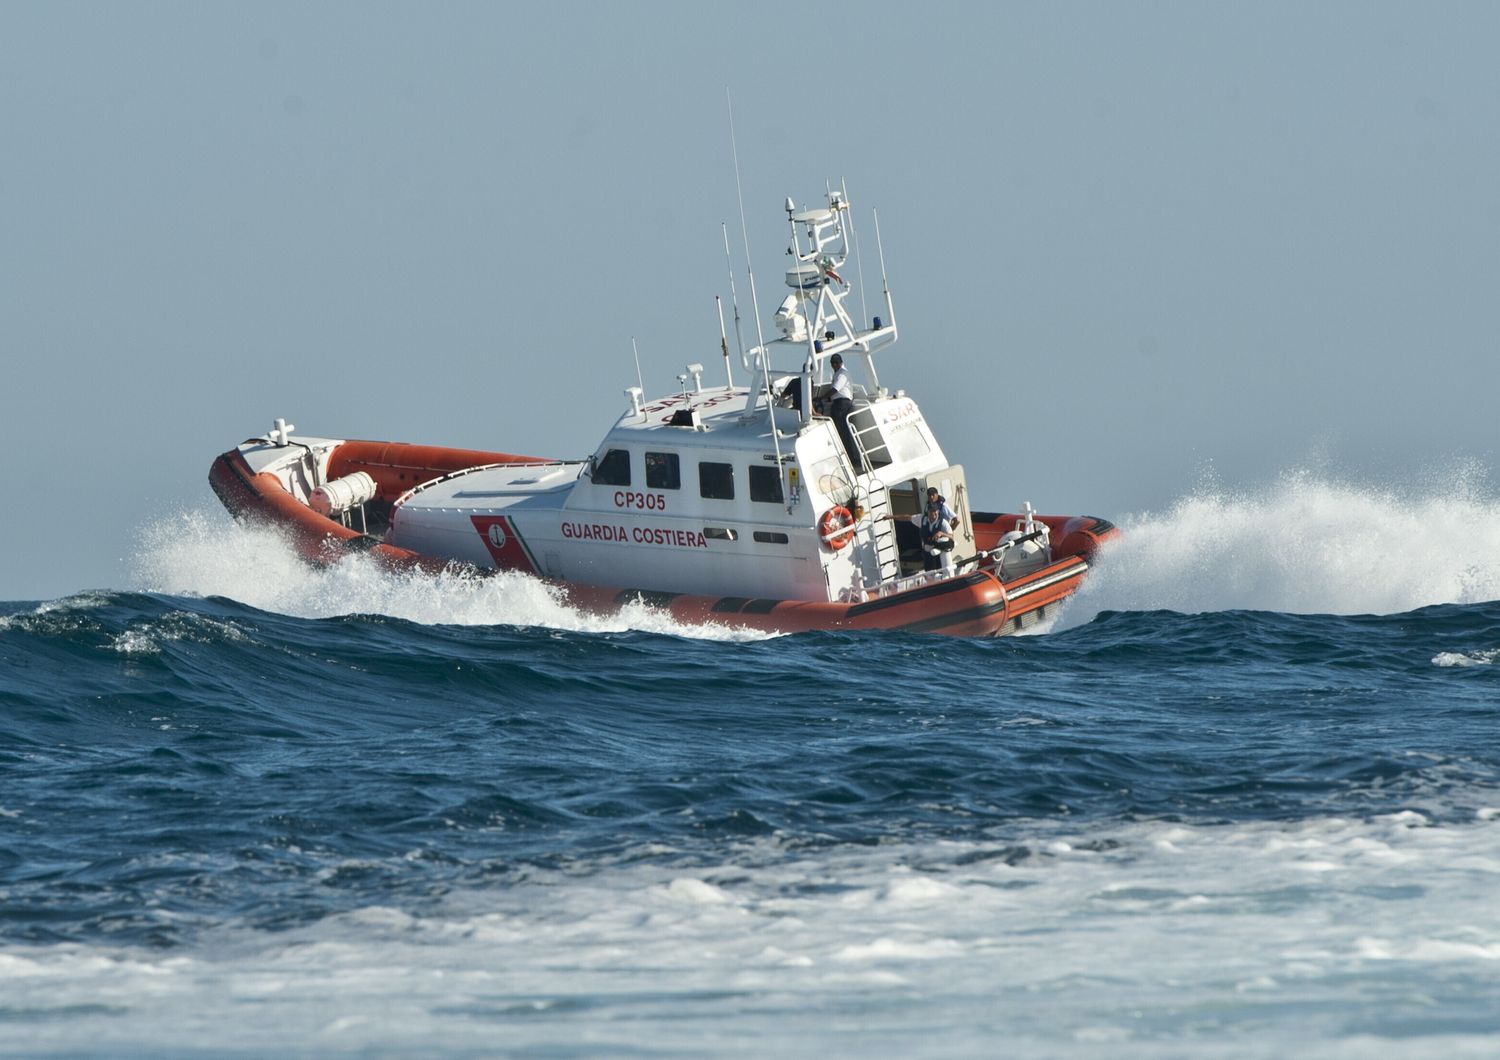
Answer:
[881,495,959,572]
[924,487,957,529]
[828,353,861,473]
[916,496,957,570]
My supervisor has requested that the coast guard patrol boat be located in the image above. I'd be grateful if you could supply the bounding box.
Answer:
[210,189,1117,636]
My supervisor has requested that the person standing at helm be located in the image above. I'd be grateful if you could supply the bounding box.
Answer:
[828,353,861,473]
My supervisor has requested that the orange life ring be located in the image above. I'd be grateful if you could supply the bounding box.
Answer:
[819,506,854,550]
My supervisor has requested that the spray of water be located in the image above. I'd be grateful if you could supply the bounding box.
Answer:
[1063,465,1500,624]
[131,464,1499,639]
[129,509,774,641]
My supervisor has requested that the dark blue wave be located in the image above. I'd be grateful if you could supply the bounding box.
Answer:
[2,591,1498,946]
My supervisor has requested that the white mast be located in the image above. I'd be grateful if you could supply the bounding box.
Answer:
[744,186,898,406]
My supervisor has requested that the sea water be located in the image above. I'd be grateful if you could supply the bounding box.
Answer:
[2,472,1499,1057]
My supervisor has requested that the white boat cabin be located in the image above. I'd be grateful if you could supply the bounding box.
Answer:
[377,189,980,602]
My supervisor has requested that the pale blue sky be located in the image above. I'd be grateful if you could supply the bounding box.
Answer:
[2,1,1496,600]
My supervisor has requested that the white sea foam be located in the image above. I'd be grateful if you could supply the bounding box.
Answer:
[107,611,262,656]
[0,592,116,634]
[109,629,161,655]
[1433,649,1500,668]
[128,508,774,641]
[4,812,1500,1056]
[1062,466,1500,624]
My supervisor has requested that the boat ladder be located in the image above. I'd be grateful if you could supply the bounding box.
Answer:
[861,477,902,585]
[848,404,890,473]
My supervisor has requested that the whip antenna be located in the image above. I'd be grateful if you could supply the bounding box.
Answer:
[715,295,734,388]
[728,90,769,380]
[873,207,897,336]
[721,222,746,363]
[843,177,871,330]
[726,88,785,478]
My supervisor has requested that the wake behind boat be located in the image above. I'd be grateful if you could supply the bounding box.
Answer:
[209,188,1117,635]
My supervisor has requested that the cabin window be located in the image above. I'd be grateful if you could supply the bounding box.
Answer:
[699,461,734,500]
[593,448,631,485]
[645,451,681,490]
[704,527,738,541]
[753,531,789,544]
[886,421,932,464]
[749,465,784,504]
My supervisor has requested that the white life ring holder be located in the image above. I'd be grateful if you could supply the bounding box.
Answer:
[819,506,854,551]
